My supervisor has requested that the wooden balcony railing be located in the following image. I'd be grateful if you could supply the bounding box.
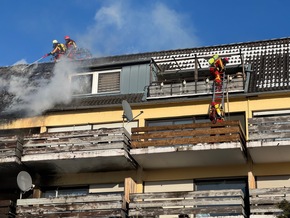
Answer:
[249,187,290,216]
[16,193,127,217]
[0,200,16,218]
[22,128,130,158]
[128,189,245,216]
[131,120,246,148]
[0,136,22,164]
[248,115,290,142]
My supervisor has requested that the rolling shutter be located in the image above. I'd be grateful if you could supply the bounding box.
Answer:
[98,72,120,93]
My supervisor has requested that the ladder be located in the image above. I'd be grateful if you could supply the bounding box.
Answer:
[209,57,227,124]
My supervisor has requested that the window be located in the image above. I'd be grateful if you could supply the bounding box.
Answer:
[195,178,249,217]
[98,72,120,93]
[42,186,89,198]
[71,70,120,95]
[47,121,138,134]
[253,109,290,117]
[71,74,92,95]
[146,117,194,127]
[146,115,209,127]
[89,183,124,194]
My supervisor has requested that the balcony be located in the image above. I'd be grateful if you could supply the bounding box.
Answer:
[249,187,290,217]
[21,128,137,174]
[147,77,245,100]
[128,189,245,217]
[248,115,290,163]
[0,136,22,167]
[130,121,247,169]
[16,193,127,217]
[0,136,26,192]
[0,200,16,218]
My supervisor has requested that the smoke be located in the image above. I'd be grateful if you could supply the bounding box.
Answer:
[1,1,200,118]
[77,1,199,56]
[2,58,78,117]
[13,59,28,65]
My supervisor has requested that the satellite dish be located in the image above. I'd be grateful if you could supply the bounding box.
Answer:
[122,100,133,121]
[17,171,33,192]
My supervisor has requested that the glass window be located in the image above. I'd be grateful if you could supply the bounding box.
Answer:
[146,117,194,127]
[71,74,92,95]
[41,186,89,198]
[71,70,121,95]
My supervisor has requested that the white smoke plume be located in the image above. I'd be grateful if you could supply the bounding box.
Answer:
[13,59,28,65]
[3,58,78,117]
[77,1,199,56]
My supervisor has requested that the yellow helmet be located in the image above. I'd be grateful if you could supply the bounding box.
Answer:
[213,54,219,60]
[208,58,215,65]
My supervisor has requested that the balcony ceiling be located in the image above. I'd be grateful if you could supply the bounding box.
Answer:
[248,140,290,163]
[21,150,137,174]
[130,142,247,169]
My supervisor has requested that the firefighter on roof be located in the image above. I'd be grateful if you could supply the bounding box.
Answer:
[47,40,67,62]
[64,35,77,59]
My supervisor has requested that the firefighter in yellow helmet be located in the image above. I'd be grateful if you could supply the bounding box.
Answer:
[208,54,229,85]
[209,101,224,123]
[47,40,67,62]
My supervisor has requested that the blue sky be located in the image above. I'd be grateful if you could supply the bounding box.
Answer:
[1,0,290,66]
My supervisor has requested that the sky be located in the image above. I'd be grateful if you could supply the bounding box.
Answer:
[1,0,290,66]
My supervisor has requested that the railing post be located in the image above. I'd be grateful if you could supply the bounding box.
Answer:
[194,54,198,94]
[124,177,137,203]
[248,171,256,189]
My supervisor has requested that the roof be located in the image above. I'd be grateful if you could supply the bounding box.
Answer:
[0,37,289,119]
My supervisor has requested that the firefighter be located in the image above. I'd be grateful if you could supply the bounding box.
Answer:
[208,54,229,85]
[209,101,224,123]
[64,35,77,59]
[47,40,67,62]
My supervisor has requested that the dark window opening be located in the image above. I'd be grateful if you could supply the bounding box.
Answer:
[71,74,93,95]
[41,186,89,198]
[0,127,40,137]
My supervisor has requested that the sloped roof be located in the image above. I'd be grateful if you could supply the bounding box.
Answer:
[52,93,144,111]
[0,37,289,119]
[84,37,290,93]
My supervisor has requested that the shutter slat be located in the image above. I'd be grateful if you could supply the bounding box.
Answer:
[98,72,120,93]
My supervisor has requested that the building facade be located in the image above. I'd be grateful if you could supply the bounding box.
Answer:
[1,37,290,217]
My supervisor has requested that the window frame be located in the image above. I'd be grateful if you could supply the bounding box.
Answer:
[71,69,121,96]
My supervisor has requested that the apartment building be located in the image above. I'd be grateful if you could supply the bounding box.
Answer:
[0,37,290,217]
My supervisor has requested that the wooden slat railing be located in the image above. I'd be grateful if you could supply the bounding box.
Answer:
[249,187,290,215]
[147,78,244,99]
[248,115,290,141]
[16,193,127,218]
[128,189,245,216]
[0,136,22,163]
[0,200,16,218]
[22,128,130,156]
[131,120,246,148]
